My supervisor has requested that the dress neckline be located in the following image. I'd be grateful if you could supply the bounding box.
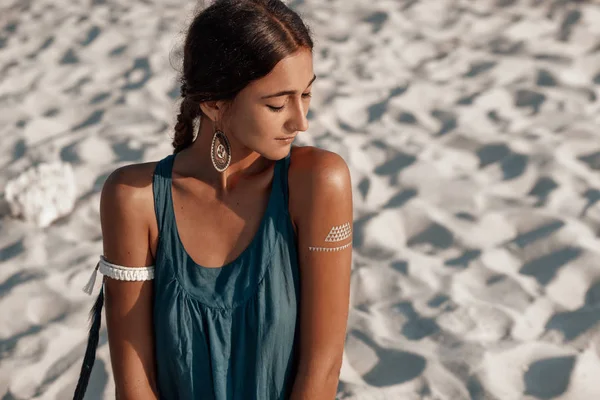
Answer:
[167,153,281,271]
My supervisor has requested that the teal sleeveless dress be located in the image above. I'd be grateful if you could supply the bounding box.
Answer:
[151,151,301,399]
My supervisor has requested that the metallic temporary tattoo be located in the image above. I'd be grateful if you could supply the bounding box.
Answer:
[308,242,352,252]
[324,222,352,242]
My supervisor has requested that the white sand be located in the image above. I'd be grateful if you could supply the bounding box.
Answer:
[2,0,600,399]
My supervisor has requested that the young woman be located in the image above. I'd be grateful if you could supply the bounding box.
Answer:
[74,0,353,399]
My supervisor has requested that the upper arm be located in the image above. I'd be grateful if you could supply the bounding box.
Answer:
[100,163,159,398]
[289,147,353,379]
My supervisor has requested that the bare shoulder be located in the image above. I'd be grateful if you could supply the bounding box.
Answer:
[101,161,158,209]
[287,145,352,229]
[100,161,160,265]
[288,145,351,191]
[288,146,350,186]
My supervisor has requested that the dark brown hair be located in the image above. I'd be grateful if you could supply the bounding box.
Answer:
[172,0,314,153]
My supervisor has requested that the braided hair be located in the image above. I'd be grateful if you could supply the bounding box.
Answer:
[172,82,200,153]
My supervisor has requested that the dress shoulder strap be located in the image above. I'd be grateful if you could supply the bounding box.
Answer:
[281,150,292,210]
[152,153,176,234]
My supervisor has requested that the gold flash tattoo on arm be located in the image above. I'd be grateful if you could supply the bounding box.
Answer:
[308,222,353,252]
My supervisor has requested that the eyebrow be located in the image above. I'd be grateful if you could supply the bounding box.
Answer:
[260,74,317,99]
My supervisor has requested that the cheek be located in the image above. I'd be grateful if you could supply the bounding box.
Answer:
[228,108,258,131]
[255,110,283,134]
[230,110,276,140]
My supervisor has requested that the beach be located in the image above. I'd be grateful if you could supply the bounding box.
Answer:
[1,0,600,399]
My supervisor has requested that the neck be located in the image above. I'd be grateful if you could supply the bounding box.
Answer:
[178,117,271,193]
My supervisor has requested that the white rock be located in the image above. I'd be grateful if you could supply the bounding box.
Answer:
[4,162,77,228]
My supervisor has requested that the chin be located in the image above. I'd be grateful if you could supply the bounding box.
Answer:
[257,143,292,161]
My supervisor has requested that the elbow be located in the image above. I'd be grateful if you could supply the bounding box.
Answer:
[292,356,343,397]
[322,357,343,384]
[114,381,159,400]
[298,355,343,380]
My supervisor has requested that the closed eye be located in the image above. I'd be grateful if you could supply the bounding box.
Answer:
[268,92,312,112]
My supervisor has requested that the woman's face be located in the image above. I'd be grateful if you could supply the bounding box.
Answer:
[222,48,314,160]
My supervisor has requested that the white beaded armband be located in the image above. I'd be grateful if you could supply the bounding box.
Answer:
[82,256,155,295]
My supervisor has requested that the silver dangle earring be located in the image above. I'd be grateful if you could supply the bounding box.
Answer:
[210,125,231,172]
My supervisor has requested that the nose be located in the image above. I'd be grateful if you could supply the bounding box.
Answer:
[288,99,309,133]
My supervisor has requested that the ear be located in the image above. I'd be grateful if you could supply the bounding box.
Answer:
[199,100,227,123]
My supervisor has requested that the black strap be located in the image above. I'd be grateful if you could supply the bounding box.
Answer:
[73,282,105,400]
